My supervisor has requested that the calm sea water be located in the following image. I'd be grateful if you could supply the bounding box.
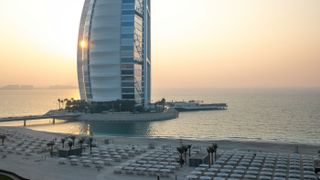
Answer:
[0,88,319,145]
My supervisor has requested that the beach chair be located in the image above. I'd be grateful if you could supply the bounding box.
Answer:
[15,148,23,155]
[159,169,170,177]
[230,173,242,179]
[243,174,256,179]
[212,177,225,180]
[199,176,212,180]
[191,171,202,176]
[58,158,67,165]
[259,175,272,180]
[313,159,320,174]
[70,159,79,166]
[148,168,159,176]
[82,159,92,167]
[220,169,232,173]
[114,155,121,162]
[186,175,199,180]
[288,173,300,179]
[103,158,112,166]
[273,177,286,180]
[95,161,104,170]
[217,172,229,178]
[136,167,147,176]
[123,166,134,175]
[113,167,122,174]
[303,174,317,180]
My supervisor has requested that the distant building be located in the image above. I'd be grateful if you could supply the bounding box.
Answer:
[48,85,77,89]
[77,0,151,108]
[0,85,34,90]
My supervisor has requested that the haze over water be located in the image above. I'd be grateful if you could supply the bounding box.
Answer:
[0,88,319,145]
[1,1,319,144]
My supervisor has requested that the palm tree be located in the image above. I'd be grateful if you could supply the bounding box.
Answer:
[207,146,212,167]
[160,98,166,111]
[70,99,76,112]
[213,144,218,162]
[187,144,192,157]
[78,137,85,153]
[89,137,93,154]
[177,146,185,167]
[0,134,6,145]
[60,99,64,109]
[47,141,55,157]
[67,140,73,151]
[57,99,61,110]
[65,100,72,112]
[207,145,215,167]
[61,138,65,149]
[63,98,68,109]
[182,145,188,163]
[178,157,184,168]
[70,136,76,146]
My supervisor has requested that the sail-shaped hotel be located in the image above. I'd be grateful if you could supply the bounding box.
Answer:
[77,0,151,107]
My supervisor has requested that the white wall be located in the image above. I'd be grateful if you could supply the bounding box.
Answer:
[89,0,122,101]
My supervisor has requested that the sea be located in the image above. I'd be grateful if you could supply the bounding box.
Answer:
[0,88,319,145]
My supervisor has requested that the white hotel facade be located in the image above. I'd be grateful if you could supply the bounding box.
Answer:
[77,0,151,107]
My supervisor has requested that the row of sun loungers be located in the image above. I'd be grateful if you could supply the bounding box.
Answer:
[58,156,105,170]
[1,128,318,180]
[57,144,148,170]
[187,150,318,180]
[0,129,51,157]
[113,147,182,177]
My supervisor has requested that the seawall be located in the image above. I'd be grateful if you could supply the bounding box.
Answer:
[76,108,179,122]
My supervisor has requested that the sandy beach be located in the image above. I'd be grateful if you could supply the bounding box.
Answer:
[0,126,319,180]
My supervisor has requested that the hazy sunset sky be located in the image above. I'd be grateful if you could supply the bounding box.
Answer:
[0,0,319,89]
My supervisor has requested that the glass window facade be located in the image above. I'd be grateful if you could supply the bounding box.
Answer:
[119,0,146,103]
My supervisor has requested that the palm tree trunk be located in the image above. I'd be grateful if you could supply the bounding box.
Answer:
[179,154,183,167]
[50,146,53,157]
[214,151,217,162]
[184,152,187,163]
[212,152,214,164]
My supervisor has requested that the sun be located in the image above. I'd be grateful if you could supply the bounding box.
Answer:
[80,40,87,49]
